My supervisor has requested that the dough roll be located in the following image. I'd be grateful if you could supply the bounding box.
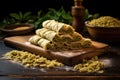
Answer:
[72,32,83,41]
[70,41,82,50]
[42,20,75,35]
[70,38,92,49]
[37,38,54,50]
[60,34,73,43]
[36,28,49,37]
[36,28,60,42]
[51,42,70,51]
[28,35,41,45]
[80,38,92,48]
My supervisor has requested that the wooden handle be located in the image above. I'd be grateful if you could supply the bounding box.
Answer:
[71,0,85,34]
[74,0,83,6]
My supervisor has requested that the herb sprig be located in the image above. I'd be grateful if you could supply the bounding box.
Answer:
[0,7,99,31]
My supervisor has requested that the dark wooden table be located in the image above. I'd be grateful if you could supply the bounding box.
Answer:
[0,35,120,80]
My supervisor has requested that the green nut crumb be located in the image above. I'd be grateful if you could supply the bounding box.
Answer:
[3,50,64,68]
[74,56,104,73]
[89,16,120,27]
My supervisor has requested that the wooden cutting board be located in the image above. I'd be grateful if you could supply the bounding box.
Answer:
[4,34,109,65]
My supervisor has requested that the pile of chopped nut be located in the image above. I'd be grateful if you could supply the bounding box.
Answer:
[73,56,104,73]
[2,50,104,73]
[3,50,63,68]
[89,16,120,27]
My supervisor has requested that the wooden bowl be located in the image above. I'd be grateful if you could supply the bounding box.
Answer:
[0,23,34,36]
[85,21,120,43]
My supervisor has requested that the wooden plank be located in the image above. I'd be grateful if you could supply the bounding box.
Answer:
[4,35,109,65]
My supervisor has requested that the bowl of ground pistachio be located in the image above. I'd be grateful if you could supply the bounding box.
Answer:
[85,16,120,42]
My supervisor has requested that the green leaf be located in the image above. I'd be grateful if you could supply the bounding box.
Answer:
[37,10,42,17]
[19,11,23,20]
[27,19,34,23]
[3,19,10,24]
[9,13,20,20]
[93,13,100,19]
[62,13,72,20]
[23,12,31,19]
[83,8,100,21]
[3,19,8,24]
[59,6,65,12]
[83,9,89,21]
[85,9,89,16]
[48,8,57,14]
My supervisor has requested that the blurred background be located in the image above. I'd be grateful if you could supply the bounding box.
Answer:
[0,0,120,21]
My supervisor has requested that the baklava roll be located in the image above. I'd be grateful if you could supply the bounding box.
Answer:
[60,34,73,43]
[37,38,54,50]
[62,42,70,50]
[42,20,75,34]
[80,38,92,48]
[72,32,83,41]
[51,42,70,51]
[36,28,49,37]
[70,42,82,50]
[28,35,41,45]
[43,30,60,42]
[36,28,60,42]
[57,23,74,35]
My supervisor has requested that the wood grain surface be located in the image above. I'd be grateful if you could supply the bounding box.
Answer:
[4,34,109,65]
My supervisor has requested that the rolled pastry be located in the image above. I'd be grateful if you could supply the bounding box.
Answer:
[70,41,82,50]
[36,28,60,42]
[54,42,70,51]
[61,42,70,50]
[70,38,91,49]
[28,35,41,45]
[42,20,75,34]
[37,38,54,50]
[72,32,83,41]
[80,38,92,47]
[60,34,73,43]
[36,28,49,37]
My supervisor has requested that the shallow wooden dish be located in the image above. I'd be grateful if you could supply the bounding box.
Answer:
[0,24,34,35]
[4,35,109,65]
